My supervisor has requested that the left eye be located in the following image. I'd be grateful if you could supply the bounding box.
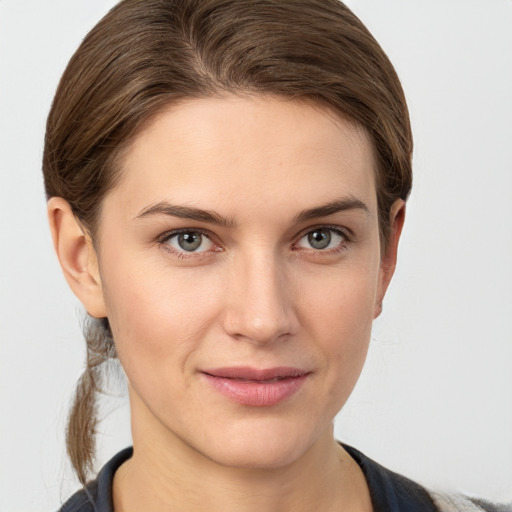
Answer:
[164,231,214,253]
[296,228,346,250]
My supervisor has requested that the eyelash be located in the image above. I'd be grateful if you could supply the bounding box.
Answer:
[293,225,351,255]
[157,229,221,259]
[157,225,352,259]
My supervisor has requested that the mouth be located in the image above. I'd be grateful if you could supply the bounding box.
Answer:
[200,366,311,407]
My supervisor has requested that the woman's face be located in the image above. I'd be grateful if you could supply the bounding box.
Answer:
[92,95,400,468]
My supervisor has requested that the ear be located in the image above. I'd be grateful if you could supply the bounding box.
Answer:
[374,199,406,318]
[47,197,107,318]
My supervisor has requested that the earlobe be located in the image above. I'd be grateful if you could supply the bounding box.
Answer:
[47,197,107,318]
[374,199,406,319]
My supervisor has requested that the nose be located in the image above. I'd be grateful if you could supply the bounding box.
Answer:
[221,250,298,345]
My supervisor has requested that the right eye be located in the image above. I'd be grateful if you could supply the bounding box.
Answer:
[161,230,215,254]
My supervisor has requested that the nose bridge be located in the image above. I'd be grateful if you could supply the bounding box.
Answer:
[223,247,296,344]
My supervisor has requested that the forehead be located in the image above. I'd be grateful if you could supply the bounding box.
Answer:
[109,94,377,220]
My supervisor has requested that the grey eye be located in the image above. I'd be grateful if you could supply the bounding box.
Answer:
[307,229,332,250]
[177,232,202,251]
[166,231,214,253]
[296,228,345,251]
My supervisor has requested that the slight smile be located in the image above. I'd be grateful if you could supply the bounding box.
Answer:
[201,367,311,407]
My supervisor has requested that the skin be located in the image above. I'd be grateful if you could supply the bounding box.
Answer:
[49,95,404,512]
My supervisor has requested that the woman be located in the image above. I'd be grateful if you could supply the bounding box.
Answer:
[41,0,509,511]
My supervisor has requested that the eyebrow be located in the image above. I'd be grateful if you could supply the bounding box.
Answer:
[293,196,370,224]
[135,202,235,227]
[135,196,369,227]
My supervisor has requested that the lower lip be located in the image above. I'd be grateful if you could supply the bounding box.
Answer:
[202,373,309,407]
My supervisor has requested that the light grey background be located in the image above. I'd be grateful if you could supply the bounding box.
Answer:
[1,1,511,510]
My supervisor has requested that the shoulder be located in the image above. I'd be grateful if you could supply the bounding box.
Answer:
[429,492,512,512]
[58,484,97,512]
[344,444,438,511]
[57,447,133,512]
[342,444,511,512]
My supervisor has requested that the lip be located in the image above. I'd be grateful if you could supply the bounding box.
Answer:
[201,366,310,407]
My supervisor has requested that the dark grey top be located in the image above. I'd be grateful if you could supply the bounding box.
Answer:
[57,444,507,512]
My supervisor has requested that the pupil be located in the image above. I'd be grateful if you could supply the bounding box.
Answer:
[178,232,202,251]
[308,229,331,250]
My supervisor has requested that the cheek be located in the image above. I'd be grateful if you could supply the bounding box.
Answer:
[299,260,378,339]
[99,254,224,379]
[297,263,378,393]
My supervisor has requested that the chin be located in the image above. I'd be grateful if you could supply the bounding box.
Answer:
[206,441,308,471]
[191,416,326,471]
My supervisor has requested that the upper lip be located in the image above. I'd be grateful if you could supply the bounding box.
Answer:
[201,366,310,381]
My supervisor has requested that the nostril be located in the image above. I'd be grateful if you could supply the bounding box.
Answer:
[223,308,295,345]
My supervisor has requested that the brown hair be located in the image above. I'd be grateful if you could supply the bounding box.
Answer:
[43,0,412,484]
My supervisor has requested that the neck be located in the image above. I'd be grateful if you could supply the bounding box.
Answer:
[113,395,372,512]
